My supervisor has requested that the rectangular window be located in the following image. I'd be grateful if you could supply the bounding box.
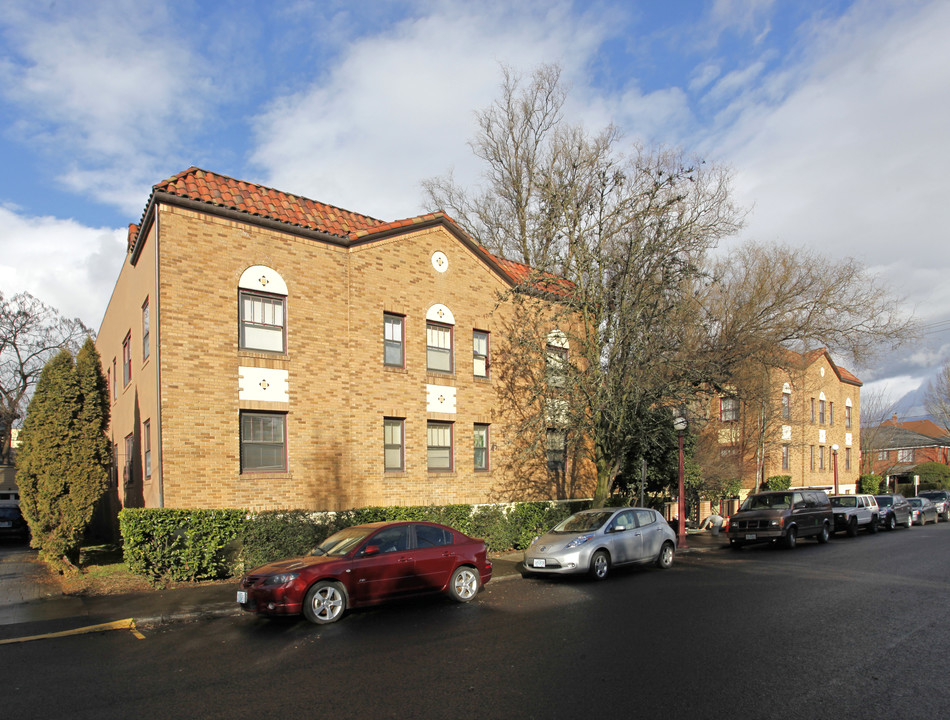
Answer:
[845,448,852,471]
[810,398,816,424]
[546,345,567,388]
[426,323,453,373]
[819,446,825,471]
[829,402,834,426]
[124,433,134,486]
[720,397,740,423]
[240,291,286,352]
[384,418,404,471]
[427,421,453,471]
[846,406,852,429]
[122,333,132,386]
[782,444,790,470]
[546,429,566,473]
[384,314,405,367]
[143,419,151,479]
[810,445,815,471]
[240,412,287,472]
[877,449,888,461]
[473,331,489,378]
[112,358,116,400]
[898,448,914,463]
[474,424,489,471]
[819,400,826,425]
[142,299,150,361]
[781,393,790,420]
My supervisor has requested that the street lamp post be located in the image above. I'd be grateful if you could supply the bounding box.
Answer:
[831,444,839,495]
[674,415,689,549]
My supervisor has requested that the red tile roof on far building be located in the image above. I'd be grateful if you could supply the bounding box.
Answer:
[131,166,573,294]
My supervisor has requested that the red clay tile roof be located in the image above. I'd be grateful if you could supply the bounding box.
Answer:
[137,167,571,294]
[152,167,386,240]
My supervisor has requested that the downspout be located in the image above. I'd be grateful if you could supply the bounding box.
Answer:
[154,207,164,508]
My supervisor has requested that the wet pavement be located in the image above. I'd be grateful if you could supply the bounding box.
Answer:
[0,531,728,640]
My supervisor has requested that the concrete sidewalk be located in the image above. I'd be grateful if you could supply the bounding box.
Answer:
[0,532,726,639]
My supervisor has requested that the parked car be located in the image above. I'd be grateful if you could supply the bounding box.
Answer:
[727,490,833,549]
[918,490,950,521]
[908,497,938,525]
[875,494,913,530]
[0,505,29,542]
[522,507,676,581]
[830,494,880,536]
[237,521,492,624]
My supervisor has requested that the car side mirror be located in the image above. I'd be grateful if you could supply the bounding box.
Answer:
[362,545,380,557]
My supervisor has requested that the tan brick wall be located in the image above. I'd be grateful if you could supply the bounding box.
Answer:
[99,204,590,512]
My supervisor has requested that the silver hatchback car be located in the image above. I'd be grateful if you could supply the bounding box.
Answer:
[522,507,677,581]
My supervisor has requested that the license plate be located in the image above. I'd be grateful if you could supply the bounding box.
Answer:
[532,559,546,568]
[236,590,248,604]
[745,534,757,540]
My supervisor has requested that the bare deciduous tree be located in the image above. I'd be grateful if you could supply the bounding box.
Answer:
[0,291,91,464]
[425,64,745,505]
[925,361,950,436]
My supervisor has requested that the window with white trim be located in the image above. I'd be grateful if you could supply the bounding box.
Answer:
[720,397,739,423]
[142,298,150,361]
[143,419,151,479]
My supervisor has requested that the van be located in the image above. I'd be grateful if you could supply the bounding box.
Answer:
[727,490,833,549]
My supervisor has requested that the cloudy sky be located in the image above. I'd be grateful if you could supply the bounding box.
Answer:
[1,0,947,410]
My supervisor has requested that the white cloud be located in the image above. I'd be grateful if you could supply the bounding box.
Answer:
[249,2,610,220]
[0,0,213,215]
[0,205,126,329]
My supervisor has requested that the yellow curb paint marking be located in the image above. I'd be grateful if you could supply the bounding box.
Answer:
[0,618,145,645]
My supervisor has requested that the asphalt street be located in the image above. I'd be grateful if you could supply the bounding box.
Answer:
[4,523,949,719]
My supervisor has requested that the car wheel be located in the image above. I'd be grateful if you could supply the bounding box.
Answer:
[448,566,480,602]
[783,526,797,549]
[303,581,347,625]
[905,513,913,528]
[868,516,878,534]
[886,514,896,531]
[943,511,949,522]
[846,517,858,537]
[817,522,830,544]
[589,550,610,580]
[655,541,675,569]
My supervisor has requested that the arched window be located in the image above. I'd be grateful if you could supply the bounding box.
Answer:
[239,266,288,353]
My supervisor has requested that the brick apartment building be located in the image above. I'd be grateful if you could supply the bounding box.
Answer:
[703,348,862,497]
[96,167,588,513]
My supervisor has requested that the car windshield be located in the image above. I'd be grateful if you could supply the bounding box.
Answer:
[0,507,21,520]
[552,511,615,534]
[740,493,792,510]
[831,497,856,508]
[920,492,942,500]
[876,496,893,506]
[311,526,375,557]
[908,498,923,507]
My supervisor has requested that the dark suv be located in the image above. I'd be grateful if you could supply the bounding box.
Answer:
[874,494,912,530]
[728,490,833,549]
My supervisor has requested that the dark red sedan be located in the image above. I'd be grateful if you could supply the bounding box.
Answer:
[237,521,492,624]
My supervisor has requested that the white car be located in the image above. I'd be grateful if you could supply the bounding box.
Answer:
[522,507,677,581]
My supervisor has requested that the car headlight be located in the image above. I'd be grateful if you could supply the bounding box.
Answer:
[565,534,594,549]
[529,535,540,547]
[263,572,300,586]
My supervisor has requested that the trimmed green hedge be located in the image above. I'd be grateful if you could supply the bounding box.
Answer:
[119,500,590,581]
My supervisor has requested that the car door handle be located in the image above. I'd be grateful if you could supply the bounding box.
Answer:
[441,551,456,557]
[397,556,412,563]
